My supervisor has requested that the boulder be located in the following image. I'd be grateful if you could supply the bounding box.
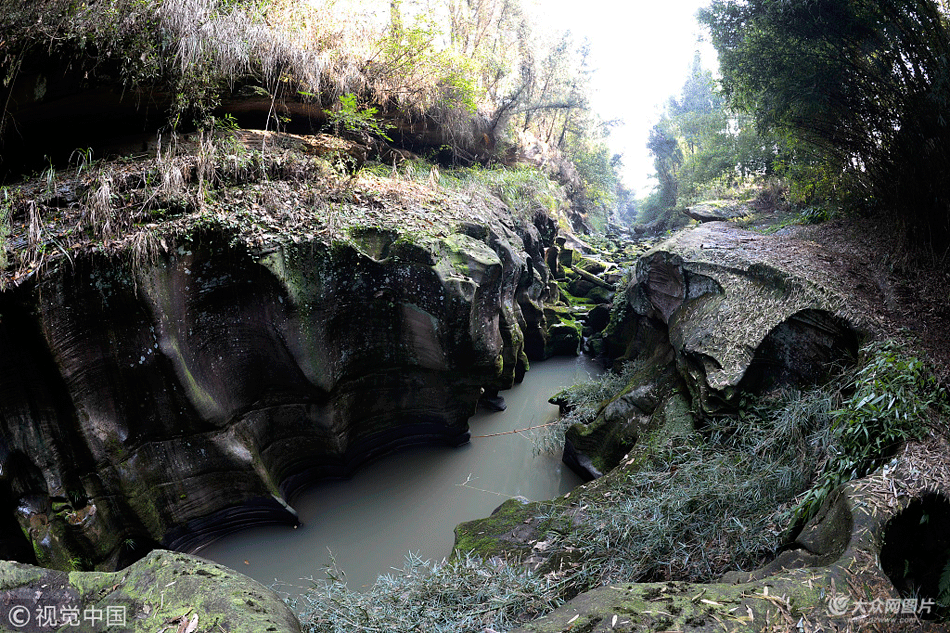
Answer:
[563,346,684,480]
[542,306,583,358]
[584,304,611,334]
[682,200,752,223]
[563,223,862,484]
[621,224,859,414]
[0,550,301,633]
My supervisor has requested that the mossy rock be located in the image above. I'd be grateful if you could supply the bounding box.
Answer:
[555,281,596,308]
[586,286,614,304]
[0,550,301,632]
[511,574,829,633]
[573,255,608,275]
[543,304,583,357]
[563,348,686,479]
[453,497,545,563]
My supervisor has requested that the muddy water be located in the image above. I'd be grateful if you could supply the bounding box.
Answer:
[197,356,601,596]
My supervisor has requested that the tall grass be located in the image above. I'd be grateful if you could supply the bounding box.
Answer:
[0,188,10,269]
[366,160,565,222]
[793,339,949,523]
[553,387,835,585]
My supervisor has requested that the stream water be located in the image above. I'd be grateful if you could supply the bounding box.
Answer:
[197,355,601,597]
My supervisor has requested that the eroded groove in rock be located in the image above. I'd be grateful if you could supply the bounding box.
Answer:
[571,225,863,479]
[0,218,552,569]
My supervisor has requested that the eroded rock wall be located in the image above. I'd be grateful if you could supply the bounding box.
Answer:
[571,224,861,478]
[0,216,553,570]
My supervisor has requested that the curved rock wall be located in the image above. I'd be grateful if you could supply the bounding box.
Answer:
[571,224,861,479]
[608,224,860,412]
[0,217,552,570]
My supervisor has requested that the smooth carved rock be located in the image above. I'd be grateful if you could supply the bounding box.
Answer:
[569,224,861,479]
[0,550,301,633]
[0,215,552,570]
[625,224,859,413]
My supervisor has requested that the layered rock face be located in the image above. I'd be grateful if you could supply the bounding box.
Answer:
[569,223,860,479]
[0,214,554,570]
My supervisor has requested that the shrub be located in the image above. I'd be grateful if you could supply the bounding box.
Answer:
[294,552,566,633]
[793,339,949,523]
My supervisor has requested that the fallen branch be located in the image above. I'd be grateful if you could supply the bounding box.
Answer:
[567,264,615,290]
[471,421,557,438]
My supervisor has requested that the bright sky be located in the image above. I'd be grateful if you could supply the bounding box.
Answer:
[533,0,718,196]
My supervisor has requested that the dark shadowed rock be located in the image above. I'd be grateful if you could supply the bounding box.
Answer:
[0,214,553,570]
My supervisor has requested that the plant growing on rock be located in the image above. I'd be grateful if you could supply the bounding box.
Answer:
[793,339,950,524]
[0,188,11,269]
[324,94,393,143]
[295,552,565,633]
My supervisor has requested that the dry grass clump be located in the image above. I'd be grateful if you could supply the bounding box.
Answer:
[85,177,115,238]
[0,129,566,288]
[536,387,834,586]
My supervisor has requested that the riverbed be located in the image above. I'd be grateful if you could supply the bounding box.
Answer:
[197,355,601,595]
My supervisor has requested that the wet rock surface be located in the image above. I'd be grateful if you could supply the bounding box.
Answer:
[0,210,555,570]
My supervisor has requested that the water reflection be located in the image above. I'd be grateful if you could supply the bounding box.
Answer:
[197,355,602,595]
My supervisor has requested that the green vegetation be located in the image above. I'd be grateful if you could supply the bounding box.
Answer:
[294,552,565,633]
[793,339,950,524]
[324,94,393,143]
[638,52,780,228]
[364,158,565,223]
[0,188,11,268]
[290,337,946,632]
[700,0,950,253]
[0,0,622,224]
[0,126,575,286]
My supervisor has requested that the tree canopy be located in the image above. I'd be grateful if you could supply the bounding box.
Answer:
[639,51,777,226]
[701,0,950,251]
[0,0,622,227]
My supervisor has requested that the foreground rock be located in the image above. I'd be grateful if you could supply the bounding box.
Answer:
[0,550,300,633]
